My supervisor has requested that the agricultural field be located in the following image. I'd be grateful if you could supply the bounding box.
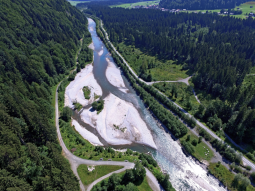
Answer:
[182,1,255,19]
[111,1,159,8]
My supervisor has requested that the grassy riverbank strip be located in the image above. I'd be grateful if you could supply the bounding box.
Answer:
[208,163,255,191]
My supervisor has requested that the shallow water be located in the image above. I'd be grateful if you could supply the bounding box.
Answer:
[85,18,227,191]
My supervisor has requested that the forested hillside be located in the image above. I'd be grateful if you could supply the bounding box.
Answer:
[86,6,255,147]
[159,0,249,10]
[0,0,91,190]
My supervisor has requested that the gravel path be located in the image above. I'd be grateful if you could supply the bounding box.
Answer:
[55,35,162,191]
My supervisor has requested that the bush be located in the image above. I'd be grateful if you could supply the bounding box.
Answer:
[192,139,198,146]
[234,166,243,174]
[246,152,255,161]
[251,172,255,181]
[186,135,190,142]
[61,106,72,122]
[246,166,251,171]
[181,140,195,154]
[230,162,235,170]
[92,100,104,112]
[198,136,202,143]
[139,153,157,167]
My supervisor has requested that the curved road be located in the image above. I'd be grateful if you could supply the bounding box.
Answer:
[98,19,255,171]
[55,46,162,191]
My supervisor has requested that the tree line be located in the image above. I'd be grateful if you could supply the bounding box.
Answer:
[85,6,255,147]
[159,0,250,10]
[0,0,92,189]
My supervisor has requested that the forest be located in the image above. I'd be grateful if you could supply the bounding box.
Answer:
[85,6,255,149]
[159,0,250,10]
[0,0,92,190]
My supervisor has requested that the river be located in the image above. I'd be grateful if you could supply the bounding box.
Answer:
[80,18,227,191]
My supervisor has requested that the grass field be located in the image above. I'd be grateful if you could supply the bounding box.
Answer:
[180,131,214,162]
[111,1,159,8]
[67,1,90,6]
[182,1,255,19]
[208,163,255,191]
[77,165,124,185]
[153,82,200,113]
[117,42,189,81]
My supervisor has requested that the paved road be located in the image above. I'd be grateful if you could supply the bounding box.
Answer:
[98,19,255,171]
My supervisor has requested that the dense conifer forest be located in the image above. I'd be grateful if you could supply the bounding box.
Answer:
[86,6,255,148]
[159,0,250,10]
[0,0,91,189]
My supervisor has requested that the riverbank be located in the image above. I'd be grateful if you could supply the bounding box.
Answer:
[64,61,157,149]
[89,15,233,191]
[64,19,157,150]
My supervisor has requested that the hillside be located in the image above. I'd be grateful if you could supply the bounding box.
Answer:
[159,0,250,10]
[0,0,91,190]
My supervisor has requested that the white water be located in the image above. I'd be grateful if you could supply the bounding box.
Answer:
[84,18,227,191]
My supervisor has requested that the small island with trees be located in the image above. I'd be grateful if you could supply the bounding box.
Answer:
[92,99,105,114]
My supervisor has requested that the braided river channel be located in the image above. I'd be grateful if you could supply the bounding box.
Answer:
[81,18,228,191]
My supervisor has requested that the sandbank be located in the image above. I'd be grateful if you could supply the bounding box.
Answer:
[88,42,95,50]
[98,49,103,56]
[65,64,102,108]
[80,93,157,149]
[72,119,103,146]
[105,57,128,93]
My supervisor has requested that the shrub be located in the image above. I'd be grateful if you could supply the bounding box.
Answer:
[181,140,195,154]
[186,135,190,142]
[234,166,243,174]
[246,166,251,171]
[192,139,198,146]
[251,172,255,181]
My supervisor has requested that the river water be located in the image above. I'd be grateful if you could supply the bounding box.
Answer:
[86,18,226,191]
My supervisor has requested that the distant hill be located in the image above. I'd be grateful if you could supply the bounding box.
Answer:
[159,0,250,10]
[0,0,90,190]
